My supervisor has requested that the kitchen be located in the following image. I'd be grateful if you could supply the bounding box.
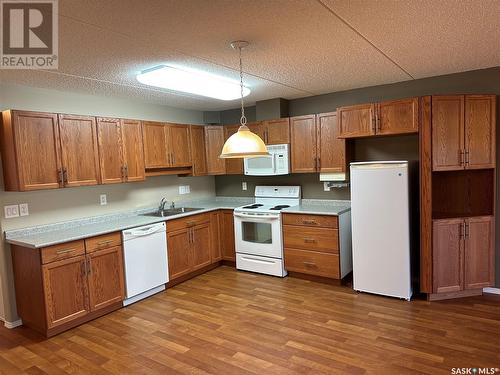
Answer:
[0,0,499,373]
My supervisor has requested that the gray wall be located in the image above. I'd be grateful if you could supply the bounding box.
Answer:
[0,84,215,323]
[215,66,500,288]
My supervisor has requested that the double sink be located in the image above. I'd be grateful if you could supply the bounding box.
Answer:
[142,207,202,218]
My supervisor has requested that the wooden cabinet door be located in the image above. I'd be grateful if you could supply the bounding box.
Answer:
[432,219,464,293]
[167,229,192,279]
[58,114,100,187]
[96,118,124,184]
[87,247,124,311]
[42,255,90,329]
[210,211,222,262]
[247,122,265,141]
[190,126,208,176]
[317,112,345,173]
[224,125,244,175]
[191,223,212,270]
[143,121,168,168]
[338,103,375,138]
[432,96,465,171]
[290,115,317,173]
[121,119,145,182]
[465,95,496,169]
[220,210,236,261]
[167,124,192,167]
[204,126,226,175]
[11,111,62,190]
[464,216,495,289]
[377,97,419,135]
[264,118,290,144]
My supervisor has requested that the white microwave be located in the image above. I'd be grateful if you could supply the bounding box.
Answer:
[244,144,290,176]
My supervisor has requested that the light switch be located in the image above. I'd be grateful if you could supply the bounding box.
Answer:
[4,205,19,218]
[242,182,247,191]
[323,182,331,192]
[19,203,29,216]
[179,185,190,195]
[100,194,107,205]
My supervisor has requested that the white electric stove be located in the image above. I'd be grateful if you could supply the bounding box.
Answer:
[233,186,301,277]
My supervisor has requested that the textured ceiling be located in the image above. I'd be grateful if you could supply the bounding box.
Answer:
[1,0,500,111]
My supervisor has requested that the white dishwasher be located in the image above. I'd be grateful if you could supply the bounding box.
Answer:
[122,222,168,306]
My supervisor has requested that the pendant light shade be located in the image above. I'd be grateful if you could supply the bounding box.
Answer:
[220,41,269,159]
[220,125,268,158]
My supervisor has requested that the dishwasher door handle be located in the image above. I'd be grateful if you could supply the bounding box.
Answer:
[123,224,164,238]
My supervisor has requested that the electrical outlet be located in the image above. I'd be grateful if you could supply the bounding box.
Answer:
[242,182,247,191]
[4,204,19,218]
[100,194,107,205]
[323,182,331,192]
[19,203,29,216]
[179,185,190,195]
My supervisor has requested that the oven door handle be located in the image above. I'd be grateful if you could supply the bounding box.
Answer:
[233,212,280,220]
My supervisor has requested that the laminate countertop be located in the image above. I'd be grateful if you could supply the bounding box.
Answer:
[4,198,350,249]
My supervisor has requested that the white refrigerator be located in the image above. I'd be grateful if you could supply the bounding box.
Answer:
[350,161,412,300]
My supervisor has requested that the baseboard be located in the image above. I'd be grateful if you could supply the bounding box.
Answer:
[4,319,22,329]
[483,287,500,295]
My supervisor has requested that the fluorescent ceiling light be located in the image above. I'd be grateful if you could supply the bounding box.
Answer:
[136,65,251,101]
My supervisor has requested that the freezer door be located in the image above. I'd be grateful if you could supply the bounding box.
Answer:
[350,162,412,300]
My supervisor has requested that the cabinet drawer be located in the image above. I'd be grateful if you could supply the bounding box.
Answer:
[283,214,338,228]
[283,225,338,253]
[41,240,86,264]
[85,232,122,253]
[167,213,210,232]
[284,248,339,278]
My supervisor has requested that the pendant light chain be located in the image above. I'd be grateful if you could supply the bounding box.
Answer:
[238,45,247,127]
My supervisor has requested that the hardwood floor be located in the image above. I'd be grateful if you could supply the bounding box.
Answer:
[1,266,499,374]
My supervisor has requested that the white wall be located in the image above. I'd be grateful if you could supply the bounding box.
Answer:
[0,83,213,323]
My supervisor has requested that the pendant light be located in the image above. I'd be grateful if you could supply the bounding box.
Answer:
[220,41,269,159]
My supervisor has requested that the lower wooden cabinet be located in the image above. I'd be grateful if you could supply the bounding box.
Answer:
[167,213,214,281]
[283,213,351,279]
[432,216,494,294]
[220,210,236,261]
[210,211,222,262]
[11,232,124,337]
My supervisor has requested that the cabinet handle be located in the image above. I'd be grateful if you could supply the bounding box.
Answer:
[87,258,92,276]
[459,150,465,166]
[171,153,175,165]
[57,168,64,186]
[317,157,321,170]
[303,238,316,243]
[371,111,376,132]
[459,222,464,239]
[97,239,114,247]
[62,168,68,186]
[302,220,317,225]
[465,150,470,165]
[56,248,76,254]
[186,221,196,226]
[191,228,195,243]
[124,164,128,178]
[81,260,87,277]
[303,261,317,268]
[465,222,469,239]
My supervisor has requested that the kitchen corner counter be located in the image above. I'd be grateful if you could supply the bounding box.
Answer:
[282,199,351,216]
[4,197,253,249]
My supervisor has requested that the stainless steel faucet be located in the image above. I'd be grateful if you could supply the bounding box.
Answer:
[158,197,168,212]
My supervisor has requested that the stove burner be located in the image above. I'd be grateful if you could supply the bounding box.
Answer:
[270,205,290,211]
[242,204,264,209]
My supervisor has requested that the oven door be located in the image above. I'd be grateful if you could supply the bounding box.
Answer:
[244,154,275,176]
[234,212,282,258]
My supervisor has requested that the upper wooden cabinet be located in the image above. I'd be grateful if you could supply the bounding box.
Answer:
[97,118,145,184]
[224,125,244,175]
[0,110,101,191]
[247,122,265,140]
[338,103,375,138]
[338,98,419,138]
[433,216,494,294]
[143,122,192,170]
[261,118,290,144]
[204,126,226,175]
[316,112,346,173]
[190,125,208,176]
[377,98,419,135]
[432,95,496,171]
[290,115,318,173]
[290,113,346,174]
